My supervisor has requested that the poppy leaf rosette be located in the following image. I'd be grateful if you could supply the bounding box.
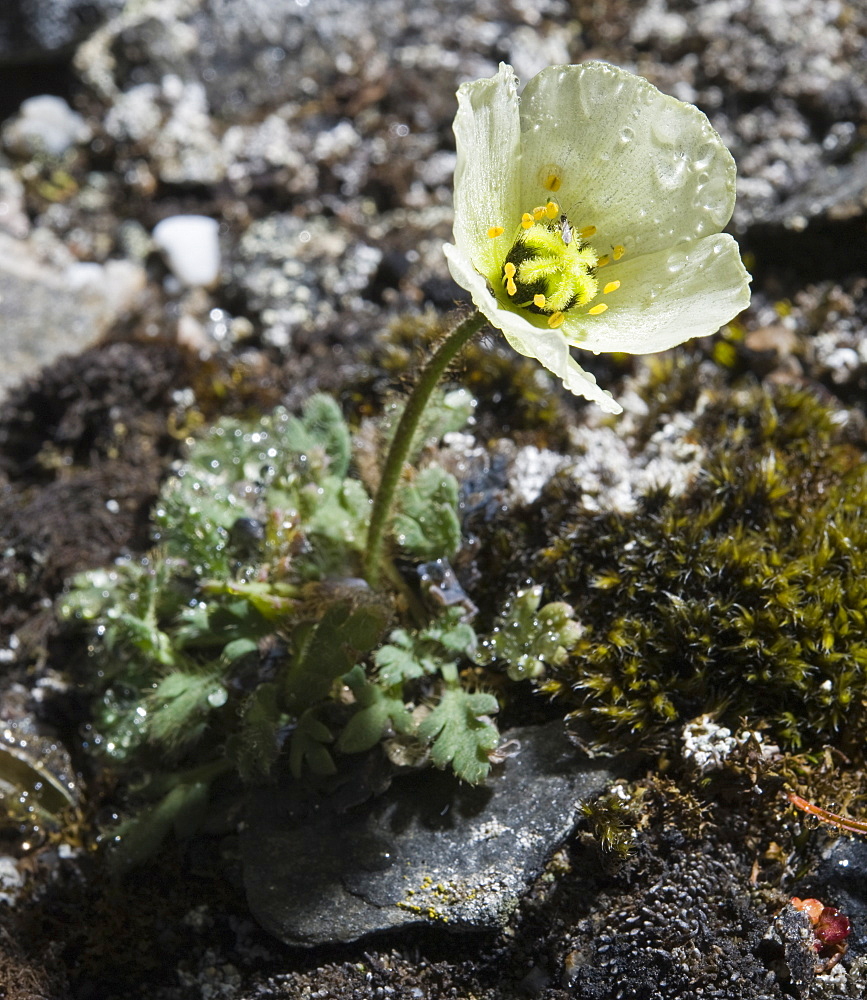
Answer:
[443,61,752,414]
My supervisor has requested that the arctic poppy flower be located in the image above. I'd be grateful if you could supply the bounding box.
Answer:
[443,62,752,413]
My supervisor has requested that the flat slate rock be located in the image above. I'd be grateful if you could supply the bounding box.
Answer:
[242,721,637,946]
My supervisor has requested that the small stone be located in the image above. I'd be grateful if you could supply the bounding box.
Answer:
[242,721,639,945]
[1,95,92,157]
[153,215,221,288]
[0,168,29,238]
[0,855,23,904]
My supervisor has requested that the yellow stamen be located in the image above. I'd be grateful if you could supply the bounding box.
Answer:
[548,312,566,328]
[578,225,597,239]
[597,255,610,268]
[544,173,562,192]
[504,261,517,296]
[521,213,534,229]
[487,226,504,239]
[532,205,547,220]
[603,280,621,294]
[588,303,608,315]
[546,201,559,220]
[612,245,625,260]
[533,293,547,309]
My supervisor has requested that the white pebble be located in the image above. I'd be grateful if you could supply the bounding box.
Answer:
[152,215,221,288]
[2,95,92,157]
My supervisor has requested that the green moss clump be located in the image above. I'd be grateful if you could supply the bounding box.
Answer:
[539,375,867,755]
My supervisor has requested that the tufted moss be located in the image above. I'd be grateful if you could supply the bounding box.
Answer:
[537,375,867,756]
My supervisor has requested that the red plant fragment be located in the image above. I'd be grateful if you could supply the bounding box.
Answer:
[787,792,867,835]
[791,897,824,923]
[815,907,850,947]
[790,895,851,970]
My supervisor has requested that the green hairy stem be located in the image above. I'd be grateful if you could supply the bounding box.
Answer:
[363,309,486,588]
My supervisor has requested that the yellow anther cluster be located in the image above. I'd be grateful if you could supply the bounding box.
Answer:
[543,173,562,192]
[489,200,626,326]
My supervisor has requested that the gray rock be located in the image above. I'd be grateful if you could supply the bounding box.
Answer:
[0,231,146,399]
[0,0,124,63]
[242,721,637,946]
[74,0,501,113]
[759,148,867,232]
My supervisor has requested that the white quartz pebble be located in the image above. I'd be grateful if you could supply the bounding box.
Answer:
[152,214,221,288]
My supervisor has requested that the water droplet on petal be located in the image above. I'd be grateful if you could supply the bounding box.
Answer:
[667,250,688,274]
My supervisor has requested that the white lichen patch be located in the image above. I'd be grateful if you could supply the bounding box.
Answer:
[511,446,569,505]
[469,818,513,843]
[563,379,707,514]
[682,714,778,774]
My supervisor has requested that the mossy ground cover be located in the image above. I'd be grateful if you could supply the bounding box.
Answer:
[521,365,867,757]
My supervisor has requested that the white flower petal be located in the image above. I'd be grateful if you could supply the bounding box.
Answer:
[501,321,623,414]
[452,63,523,279]
[518,62,736,259]
[443,242,622,414]
[562,234,751,354]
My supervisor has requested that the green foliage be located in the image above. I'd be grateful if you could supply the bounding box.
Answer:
[110,779,212,873]
[345,608,497,781]
[384,386,476,466]
[538,375,867,754]
[283,601,389,711]
[478,585,583,681]
[289,709,338,778]
[417,663,500,784]
[373,607,477,686]
[108,760,230,872]
[393,465,462,560]
[337,665,414,754]
[580,784,643,857]
[231,683,281,781]
[144,667,227,751]
[62,388,572,861]
[152,393,362,582]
